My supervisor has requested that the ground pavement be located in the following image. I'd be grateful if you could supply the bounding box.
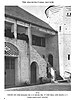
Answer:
[5,83,71,91]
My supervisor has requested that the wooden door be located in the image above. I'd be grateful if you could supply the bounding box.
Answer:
[5,57,15,88]
[31,62,36,84]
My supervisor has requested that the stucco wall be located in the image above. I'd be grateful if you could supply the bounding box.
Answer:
[5,37,29,85]
[46,35,59,74]
[5,24,59,86]
[30,46,47,79]
[30,27,47,80]
[5,37,48,85]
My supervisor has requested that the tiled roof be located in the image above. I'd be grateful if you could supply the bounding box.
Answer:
[5,6,56,32]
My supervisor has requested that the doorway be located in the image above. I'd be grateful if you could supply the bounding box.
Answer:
[48,54,53,67]
[5,56,15,88]
[31,62,37,84]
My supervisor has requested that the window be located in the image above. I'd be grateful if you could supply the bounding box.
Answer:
[32,35,45,47]
[41,37,45,47]
[67,13,71,17]
[17,33,29,43]
[17,25,29,43]
[36,36,41,46]
[68,54,70,60]
[5,22,14,38]
[59,26,61,32]
[32,35,37,45]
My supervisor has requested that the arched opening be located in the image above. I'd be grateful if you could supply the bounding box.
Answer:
[5,42,19,88]
[30,62,38,84]
[48,54,53,67]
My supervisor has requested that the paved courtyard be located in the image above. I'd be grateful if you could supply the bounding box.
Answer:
[6,83,71,91]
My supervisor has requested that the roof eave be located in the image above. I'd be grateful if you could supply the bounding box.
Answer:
[5,14,57,33]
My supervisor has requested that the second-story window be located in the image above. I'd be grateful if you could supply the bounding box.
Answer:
[5,21,14,38]
[41,37,45,47]
[17,25,29,43]
[32,35,45,47]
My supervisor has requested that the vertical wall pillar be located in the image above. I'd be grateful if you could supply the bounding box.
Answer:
[14,21,17,39]
[28,25,32,45]
[27,25,32,83]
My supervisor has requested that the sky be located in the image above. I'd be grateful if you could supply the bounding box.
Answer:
[19,6,49,24]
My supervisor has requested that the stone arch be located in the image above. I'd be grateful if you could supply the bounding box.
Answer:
[5,42,19,56]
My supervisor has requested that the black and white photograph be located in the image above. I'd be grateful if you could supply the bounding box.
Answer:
[0,0,73,99]
[4,5,71,91]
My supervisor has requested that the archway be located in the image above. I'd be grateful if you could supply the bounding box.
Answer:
[5,42,19,88]
[48,54,53,67]
[30,62,38,84]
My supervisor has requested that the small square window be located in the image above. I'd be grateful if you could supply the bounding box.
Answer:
[67,13,71,17]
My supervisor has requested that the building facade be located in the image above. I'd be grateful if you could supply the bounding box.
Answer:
[45,6,71,78]
[5,6,59,88]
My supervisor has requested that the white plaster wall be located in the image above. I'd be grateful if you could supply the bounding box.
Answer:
[63,6,71,76]
[48,7,63,31]
[63,34,71,73]
[46,6,71,78]
[58,34,64,76]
